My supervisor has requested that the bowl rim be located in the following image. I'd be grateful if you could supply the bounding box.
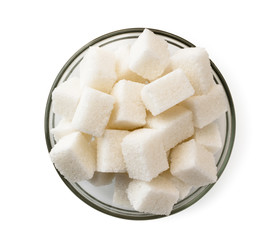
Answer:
[44,27,236,220]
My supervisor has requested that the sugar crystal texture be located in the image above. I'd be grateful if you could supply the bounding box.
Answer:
[170,47,215,95]
[194,122,222,154]
[50,132,96,182]
[170,139,217,187]
[127,176,179,215]
[121,128,168,181]
[50,118,76,142]
[145,106,194,151]
[113,173,132,208]
[141,68,194,116]
[129,29,170,81]
[114,43,148,83]
[108,80,146,130]
[180,84,228,128]
[97,129,129,172]
[161,171,192,201]
[52,77,81,120]
[72,87,115,137]
[80,46,117,93]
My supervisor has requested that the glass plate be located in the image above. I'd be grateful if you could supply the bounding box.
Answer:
[44,28,236,220]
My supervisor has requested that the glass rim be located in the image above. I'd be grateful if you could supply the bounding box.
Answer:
[44,28,236,220]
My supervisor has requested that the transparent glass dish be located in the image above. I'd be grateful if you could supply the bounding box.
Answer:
[44,28,236,220]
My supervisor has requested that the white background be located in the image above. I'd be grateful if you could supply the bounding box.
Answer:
[1,0,279,239]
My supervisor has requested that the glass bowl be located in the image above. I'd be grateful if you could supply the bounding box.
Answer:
[44,28,236,220]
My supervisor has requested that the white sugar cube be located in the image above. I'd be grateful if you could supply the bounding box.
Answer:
[194,122,222,154]
[127,176,179,215]
[80,46,117,93]
[88,172,114,186]
[72,87,115,137]
[113,173,132,208]
[161,171,192,201]
[114,43,148,83]
[141,69,194,116]
[50,119,75,142]
[146,106,194,151]
[129,29,170,81]
[97,129,129,172]
[170,139,217,187]
[170,47,215,95]
[180,84,228,128]
[108,80,146,130]
[121,128,168,181]
[52,77,81,120]
[50,132,96,182]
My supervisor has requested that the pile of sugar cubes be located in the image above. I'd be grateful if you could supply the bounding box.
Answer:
[50,29,228,216]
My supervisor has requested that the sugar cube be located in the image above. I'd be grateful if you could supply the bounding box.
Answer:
[88,172,114,186]
[114,43,148,83]
[113,173,132,208]
[141,69,194,116]
[180,84,228,128]
[108,80,146,130]
[97,129,129,172]
[50,118,75,142]
[52,77,81,120]
[146,106,194,151]
[161,171,192,201]
[129,29,170,81]
[127,176,179,215]
[80,46,117,93]
[170,139,217,187]
[170,47,215,95]
[121,128,168,181]
[50,132,96,182]
[72,87,115,137]
[194,122,222,154]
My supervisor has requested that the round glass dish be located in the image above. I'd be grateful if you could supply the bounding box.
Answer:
[44,28,236,220]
